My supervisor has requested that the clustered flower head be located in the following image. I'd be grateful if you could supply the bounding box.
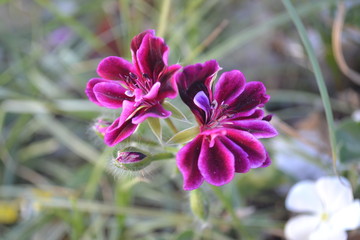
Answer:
[86,30,181,146]
[85,30,277,190]
[175,60,277,190]
[285,176,360,240]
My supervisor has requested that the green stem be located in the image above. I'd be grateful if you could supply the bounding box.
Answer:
[211,186,250,239]
[281,0,338,171]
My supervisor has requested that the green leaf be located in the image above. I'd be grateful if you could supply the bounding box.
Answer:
[163,101,188,121]
[336,119,360,163]
[147,117,162,143]
[167,126,199,145]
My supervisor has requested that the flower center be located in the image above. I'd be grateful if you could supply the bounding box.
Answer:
[120,72,154,96]
[320,212,329,222]
[194,91,234,130]
[206,100,231,129]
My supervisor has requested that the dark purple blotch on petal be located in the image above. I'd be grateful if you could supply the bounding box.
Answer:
[176,135,204,191]
[176,60,220,123]
[136,34,169,81]
[198,137,235,186]
[214,70,245,105]
[220,136,250,173]
[226,129,267,168]
[229,119,278,138]
[230,82,270,113]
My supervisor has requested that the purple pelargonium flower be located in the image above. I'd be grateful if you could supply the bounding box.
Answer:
[85,30,181,146]
[176,60,278,190]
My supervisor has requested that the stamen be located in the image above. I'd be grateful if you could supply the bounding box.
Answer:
[129,72,137,80]
[142,73,150,79]
[211,100,218,109]
[220,103,229,109]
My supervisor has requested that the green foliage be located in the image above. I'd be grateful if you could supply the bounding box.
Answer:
[336,119,360,163]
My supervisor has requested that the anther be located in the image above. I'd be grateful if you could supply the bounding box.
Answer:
[129,72,137,79]
[211,100,218,109]
[142,73,150,79]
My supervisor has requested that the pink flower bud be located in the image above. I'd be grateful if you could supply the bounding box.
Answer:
[114,150,150,171]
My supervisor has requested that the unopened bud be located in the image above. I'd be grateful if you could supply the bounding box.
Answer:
[92,119,111,138]
[113,149,151,171]
[189,189,209,221]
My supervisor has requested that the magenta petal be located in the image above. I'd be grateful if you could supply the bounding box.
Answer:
[136,34,168,80]
[132,104,171,124]
[130,30,155,55]
[97,56,134,80]
[220,136,250,173]
[93,82,132,109]
[119,100,138,123]
[260,152,271,168]
[103,101,139,146]
[198,137,235,186]
[230,82,270,112]
[214,70,245,105]
[177,60,220,98]
[176,60,221,123]
[226,129,266,168]
[104,118,138,146]
[176,135,204,190]
[85,78,112,105]
[157,64,182,99]
[229,120,278,138]
[143,82,161,101]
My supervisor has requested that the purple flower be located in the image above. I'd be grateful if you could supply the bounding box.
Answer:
[85,30,181,146]
[175,60,278,190]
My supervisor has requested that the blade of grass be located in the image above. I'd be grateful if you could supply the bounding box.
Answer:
[281,0,338,170]
[196,0,338,63]
[157,0,171,38]
[119,0,132,58]
[168,0,219,49]
[35,114,101,163]
[84,147,113,199]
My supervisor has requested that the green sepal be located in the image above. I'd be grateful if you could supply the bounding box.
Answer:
[167,126,199,145]
[147,117,162,143]
[163,101,188,121]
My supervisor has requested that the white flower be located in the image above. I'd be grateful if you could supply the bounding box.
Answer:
[285,176,360,240]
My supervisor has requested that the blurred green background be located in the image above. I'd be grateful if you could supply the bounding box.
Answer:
[1,0,360,239]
